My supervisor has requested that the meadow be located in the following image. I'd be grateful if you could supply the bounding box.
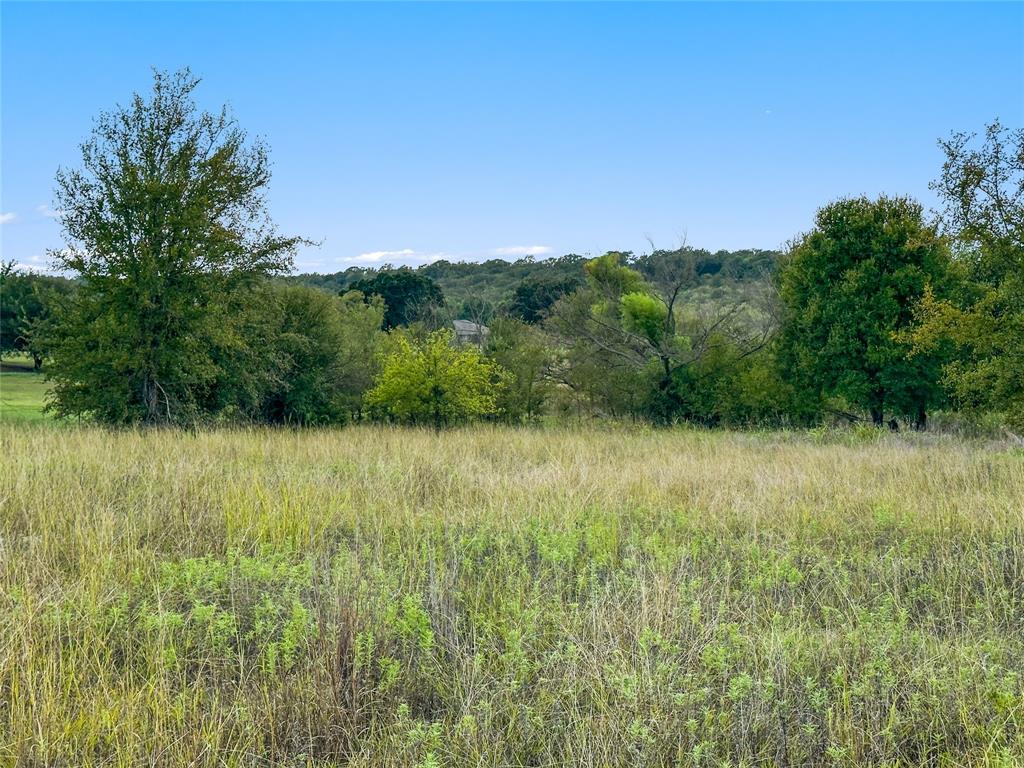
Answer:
[1,423,1023,767]
[0,358,48,423]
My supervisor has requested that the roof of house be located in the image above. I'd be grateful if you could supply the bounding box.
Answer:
[453,319,489,334]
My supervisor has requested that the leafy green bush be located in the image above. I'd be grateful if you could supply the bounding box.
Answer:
[367,330,510,427]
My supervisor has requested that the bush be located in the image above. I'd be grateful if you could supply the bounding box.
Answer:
[366,329,510,427]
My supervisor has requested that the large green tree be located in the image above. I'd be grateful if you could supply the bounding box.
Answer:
[45,69,301,424]
[778,196,954,427]
[909,121,1023,427]
[349,269,445,329]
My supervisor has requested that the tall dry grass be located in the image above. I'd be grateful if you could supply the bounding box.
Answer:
[1,423,1022,766]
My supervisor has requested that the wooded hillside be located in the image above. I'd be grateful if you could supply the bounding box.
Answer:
[290,248,780,308]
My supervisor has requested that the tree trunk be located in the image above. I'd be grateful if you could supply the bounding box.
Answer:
[913,406,927,431]
[870,387,886,427]
[142,375,171,424]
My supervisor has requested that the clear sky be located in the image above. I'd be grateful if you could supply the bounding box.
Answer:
[2,2,1022,274]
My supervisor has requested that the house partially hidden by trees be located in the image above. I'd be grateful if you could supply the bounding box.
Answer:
[453,319,489,346]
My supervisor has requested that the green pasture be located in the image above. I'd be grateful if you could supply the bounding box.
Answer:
[0,356,49,422]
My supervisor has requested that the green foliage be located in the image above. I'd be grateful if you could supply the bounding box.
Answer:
[507,274,581,324]
[6,426,1024,765]
[298,254,590,309]
[455,296,496,326]
[485,317,553,421]
[620,291,668,345]
[546,286,651,420]
[295,250,778,314]
[584,251,647,298]
[254,284,384,424]
[0,263,74,369]
[349,269,446,329]
[366,329,510,427]
[550,251,774,423]
[635,247,778,283]
[912,121,1024,426]
[44,69,301,425]
[12,68,1015,432]
[778,195,956,426]
[138,549,316,677]
[658,345,822,427]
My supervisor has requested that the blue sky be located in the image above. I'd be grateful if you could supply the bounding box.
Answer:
[2,2,1022,273]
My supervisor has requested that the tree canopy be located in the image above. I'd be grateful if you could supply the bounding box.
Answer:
[778,196,955,427]
[508,274,583,324]
[0,264,74,370]
[909,121,1024,426]
[349,269,445,329]
[44,69,302,424]
[549,249,774,422]
[253,285,385,425]
[293,249,778,314]
[366,330,509,428]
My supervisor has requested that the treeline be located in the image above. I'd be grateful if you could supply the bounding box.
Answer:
[292,247,779,311]
[2,70,1020,430]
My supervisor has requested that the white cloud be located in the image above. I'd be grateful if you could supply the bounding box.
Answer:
[491,245,552,257]
[10,254,56,274]
[339,249,456,267]
[326,245,557,270]
[0,212,17,225]
[9,249,80,275]
[349,248,418,263]
[37,204,64,219]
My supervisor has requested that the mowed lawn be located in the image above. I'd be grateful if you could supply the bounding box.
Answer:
[0,357,49,422]
[1,425,1022,766]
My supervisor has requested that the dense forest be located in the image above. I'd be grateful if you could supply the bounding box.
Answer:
[2,70,1021,432]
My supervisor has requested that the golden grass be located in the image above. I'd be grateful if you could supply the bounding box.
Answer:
[1,424,1022,766]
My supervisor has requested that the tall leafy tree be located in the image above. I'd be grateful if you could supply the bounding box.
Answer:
[778,196,954,427]
[45,69,301,424]
[349,269,445,329]
[910,121,1024,427]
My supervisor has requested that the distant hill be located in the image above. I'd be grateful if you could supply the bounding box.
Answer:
[291,248,780,310]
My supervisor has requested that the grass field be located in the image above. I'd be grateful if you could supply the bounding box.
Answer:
[1,424,1022,766]
[0,356,48,422]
